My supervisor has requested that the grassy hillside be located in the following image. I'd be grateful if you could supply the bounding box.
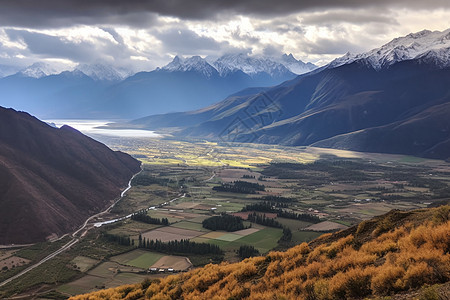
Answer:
[70,206,449,300]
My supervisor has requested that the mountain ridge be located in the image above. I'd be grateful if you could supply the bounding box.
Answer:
[0,53,315,119]
[0,106,141,244]
[125,28,450,160]
[329,28,450,70]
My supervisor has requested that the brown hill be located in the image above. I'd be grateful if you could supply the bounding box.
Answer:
[70,206,450,300]
[0,107,141,244]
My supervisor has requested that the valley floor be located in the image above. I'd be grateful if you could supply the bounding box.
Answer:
[1,138,449,299]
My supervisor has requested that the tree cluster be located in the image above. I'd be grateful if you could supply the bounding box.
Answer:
[247,212,282,228]
[102,233,132,246]
[241,201,287,213]
[202,214,246,232]
[241,202,320,223]
[132,174,168,186]
[238,245,260,260]
[277,210,321,223]
[213,180,265,194]
[138,236,223,255]
[131,211,169,225]
[278,227,293,244]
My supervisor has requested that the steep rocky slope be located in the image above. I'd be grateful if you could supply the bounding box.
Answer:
[0,107,141,244]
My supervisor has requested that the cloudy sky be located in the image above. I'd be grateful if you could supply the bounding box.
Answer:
[1,0,450,73]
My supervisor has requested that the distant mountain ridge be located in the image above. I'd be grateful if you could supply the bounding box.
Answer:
[0,53,315,80]
[329,28,450,70]
[126,29,450,160]
[161,53,316,78]
[75,63,130,81]
[0,106,141,244]
[211,53,315,77]
[0,53,315,119]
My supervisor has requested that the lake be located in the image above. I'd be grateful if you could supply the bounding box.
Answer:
[46,120,160,138]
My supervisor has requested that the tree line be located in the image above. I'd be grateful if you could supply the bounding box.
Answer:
[238,245,260,259]
[241,201,288,212]
[202,214,247,232]
[213,180,265,194]
[131,210,170,225]
[138,236,223,255]
[132,173,169,186]
[242,201,321,223]
[102,233,133,246]
[247,212,282,228]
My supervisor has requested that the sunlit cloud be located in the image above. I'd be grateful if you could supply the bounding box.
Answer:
[0,1,449,72]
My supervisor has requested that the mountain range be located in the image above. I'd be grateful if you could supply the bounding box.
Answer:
[0,106,141,244]
[124,29,450,160]
[0,54,316,119]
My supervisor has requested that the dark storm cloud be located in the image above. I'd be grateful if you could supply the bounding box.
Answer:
[230,28,260,44]
[301,11,398,26]
[258,21,306,35]
[100,27,125,45]
[262,45,284,57]
[6,29,95,60]
[0,0,448,27]
[153,27,229,54]
[5,29,137,64]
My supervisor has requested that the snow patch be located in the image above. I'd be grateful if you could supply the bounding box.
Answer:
[329,29,450,70]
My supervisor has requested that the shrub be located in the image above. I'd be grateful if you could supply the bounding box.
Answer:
[371,265,404,295]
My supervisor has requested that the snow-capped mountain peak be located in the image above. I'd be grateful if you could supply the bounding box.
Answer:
[161,53,317,78]
[213,53,292,77]
[279,53,317,74]
[212,53,316,76]
[17,62,63,78]
[329,28,450,70]
[162,55,218,78]
[75,63,129,81]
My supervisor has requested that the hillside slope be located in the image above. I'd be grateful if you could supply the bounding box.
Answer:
[0,107,141,244]
[127,29,450,160]
[70,206,450,300]
[172,60,450,160]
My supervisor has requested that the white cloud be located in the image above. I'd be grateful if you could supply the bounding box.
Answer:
[0,6,449,71]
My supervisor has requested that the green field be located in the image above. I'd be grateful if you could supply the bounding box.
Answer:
[189,237,212,243]
[206,227,283,253]
[88,261,120,277]
[276,218,313,230]
[72,256,99,272]
[231,227,283,253]
[216,233,242,242]
[127,252,164,268]
[110,249,164,269]
[291,231,323,243]
[57,264,150,296]
[106,272,150,288]
[171,221,209,231]
[57,275,106,295]
[188,215,211,223]
[107,220,161,237]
